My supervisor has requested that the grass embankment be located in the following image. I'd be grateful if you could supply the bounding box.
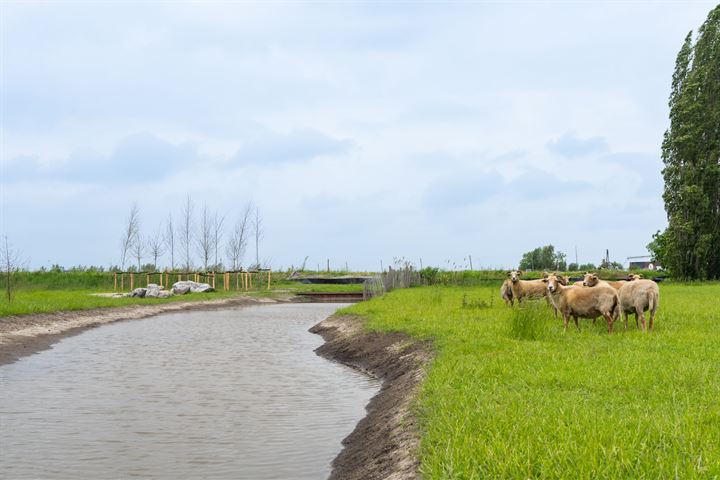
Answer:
[0,290,243,317]
[343,283,720,478]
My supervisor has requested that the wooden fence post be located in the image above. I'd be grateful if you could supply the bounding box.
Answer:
[114,272,117,291]
[267,269,271,290]
[130,273,135,291]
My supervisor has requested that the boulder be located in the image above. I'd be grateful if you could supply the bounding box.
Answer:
[130,288,147,298]
[171,280,214,294]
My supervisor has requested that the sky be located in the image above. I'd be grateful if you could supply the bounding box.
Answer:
[0,1,716,271]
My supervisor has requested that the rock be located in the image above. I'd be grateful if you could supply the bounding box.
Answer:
[130,288,147,298]
[156,290,173,298]
[171,280,214,294]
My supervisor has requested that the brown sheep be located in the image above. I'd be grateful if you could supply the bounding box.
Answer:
[544,274,620,332]
[618,279,660,331]
[500,279,514,306]
[507,270,559,316]
[582,272,637,290]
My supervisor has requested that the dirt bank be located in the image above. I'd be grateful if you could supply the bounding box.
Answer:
[310,315,433,480]
[0,295,283,366]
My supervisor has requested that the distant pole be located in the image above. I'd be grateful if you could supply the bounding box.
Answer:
[380,259,383,272]
[469,255,473,271]
[327,259,330,273]
[575,246,578,267]
[419,258,423,269]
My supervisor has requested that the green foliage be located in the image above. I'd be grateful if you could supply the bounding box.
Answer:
[518,245,567,271]
[344,283,720,477]
[656,6,720,279]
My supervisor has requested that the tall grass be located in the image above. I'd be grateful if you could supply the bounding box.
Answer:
[343,283,720,478]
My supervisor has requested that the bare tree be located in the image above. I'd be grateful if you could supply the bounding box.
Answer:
[1,236,23,302]
[253,205,263,269]
[196,205,213,271]
[164,213,176,270]
[212,211,225,269]
[120,203,140,269]
[180,194,194,271]
[148,229,166,270]
[226,203,252,270]
[131,233,145,271]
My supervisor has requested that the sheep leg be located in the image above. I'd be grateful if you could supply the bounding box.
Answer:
[638,305,646,332]
[623,311,628,330]
[562,313,569,331]
[604,313,614,333]
[573,316,579,330]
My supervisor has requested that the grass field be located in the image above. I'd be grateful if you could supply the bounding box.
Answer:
[0,289,246,317]
[0,281,362,317]
[343,282,720,478]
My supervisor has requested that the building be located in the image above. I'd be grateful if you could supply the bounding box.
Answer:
[626,255,662,271]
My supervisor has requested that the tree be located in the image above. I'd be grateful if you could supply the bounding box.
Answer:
[1,236,23,302]
[518,245,567,271]
[652,6,720,279]
[253,205,263,269]
[164,213,176,271]
[147,228,166,270]
[119,204,140,270]
[131,233,145,271]
[226,203,252,270]
[180,194,194,271]
[212,211,225,269]
[196,204,213,271]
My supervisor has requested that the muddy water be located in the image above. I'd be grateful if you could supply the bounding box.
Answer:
[0,303,378,479]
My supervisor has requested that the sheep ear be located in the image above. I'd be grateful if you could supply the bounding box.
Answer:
[518,270,524,275]
[506,271,512,277]
[542,278,548,283]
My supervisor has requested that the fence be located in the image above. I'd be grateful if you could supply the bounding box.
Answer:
[112,270,272,292]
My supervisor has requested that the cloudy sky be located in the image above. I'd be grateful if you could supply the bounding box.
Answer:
[1,1,715,271]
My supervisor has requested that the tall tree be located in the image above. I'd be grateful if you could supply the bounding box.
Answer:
[196,205,213,271]
[120,204,140,270]
[652,5,720,279]
[164,213,176,271]
[253,205,263,269]
[212,211,225,269]
[180,195,194,271]
[226,203,252,271]
[148,228,166,270]
[518,245,567,271]
[131,233,145,271]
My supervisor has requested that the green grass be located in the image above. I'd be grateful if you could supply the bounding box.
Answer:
[0,289,242,317]
[343,283,720,478]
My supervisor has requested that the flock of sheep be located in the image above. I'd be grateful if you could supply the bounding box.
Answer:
[501,270,660,333]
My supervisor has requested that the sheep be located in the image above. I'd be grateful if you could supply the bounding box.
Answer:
[617,279,660,331]
[582,272,638,290]
[543,274,620,332]
[500,279,514,306]
[507,270,559,316]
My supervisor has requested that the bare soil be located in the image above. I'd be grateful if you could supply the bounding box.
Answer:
[0,295,282,366]
[310,314,433,480]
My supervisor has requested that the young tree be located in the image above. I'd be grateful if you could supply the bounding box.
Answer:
[253,205,263,269]
[131,233,146,271]
[180,195,194,271]
[226,203,252,270]
[1,236,23,302]
[164,213,176,271]
[196,205,213,271]
[652,5,720,279]
[148,228,166,270]
[119,203,140,270]
[212,211,225,269]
